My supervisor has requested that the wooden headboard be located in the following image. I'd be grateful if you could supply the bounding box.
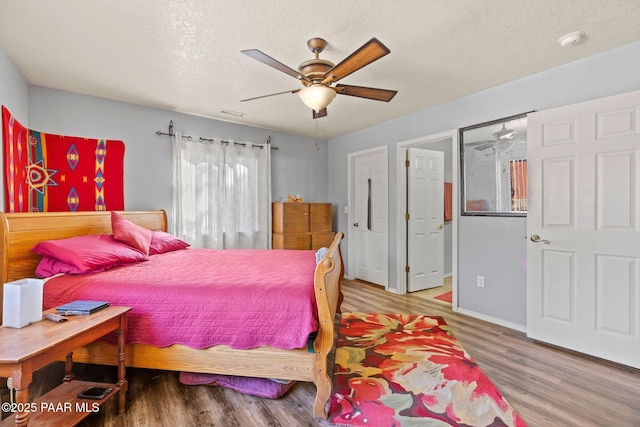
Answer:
[0,210,167,323]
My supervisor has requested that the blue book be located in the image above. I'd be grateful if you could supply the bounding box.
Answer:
[55,300,109,315]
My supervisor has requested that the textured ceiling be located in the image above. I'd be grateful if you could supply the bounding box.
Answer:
[1,1,639,139]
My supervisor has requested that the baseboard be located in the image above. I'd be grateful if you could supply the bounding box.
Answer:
[456,307,526,333]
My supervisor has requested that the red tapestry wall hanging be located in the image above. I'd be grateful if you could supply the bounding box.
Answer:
[2,106,125,212]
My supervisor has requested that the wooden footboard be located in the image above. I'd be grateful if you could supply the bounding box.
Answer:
[0,211,343,420]
[311,231,344,418]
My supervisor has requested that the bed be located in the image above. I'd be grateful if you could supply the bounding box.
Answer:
[0,210,344,419]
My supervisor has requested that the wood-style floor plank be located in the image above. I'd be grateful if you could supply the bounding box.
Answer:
[1,278,638,426]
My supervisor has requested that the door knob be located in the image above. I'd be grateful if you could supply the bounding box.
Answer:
[530,234,550,244]
[353,223,359,227]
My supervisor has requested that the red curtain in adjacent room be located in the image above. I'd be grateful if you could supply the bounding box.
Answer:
[510,159,527,212]
[444,181,453,221]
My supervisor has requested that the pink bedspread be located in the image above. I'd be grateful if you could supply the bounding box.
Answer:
[43,248,318,350]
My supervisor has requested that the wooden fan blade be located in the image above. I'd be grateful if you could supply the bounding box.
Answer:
[313,108,328,119]
[334,84,397,102]
[240,89,300,102]
[321,38,391,85]
[241,49,311,83]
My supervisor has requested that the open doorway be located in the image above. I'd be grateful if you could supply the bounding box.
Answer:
[395,130,458,310]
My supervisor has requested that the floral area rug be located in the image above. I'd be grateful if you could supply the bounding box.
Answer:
[328,313,526,426]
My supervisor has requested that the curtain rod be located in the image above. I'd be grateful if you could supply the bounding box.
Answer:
[155,120,277,150]
[155,120,193,140]
[198,137,275,150]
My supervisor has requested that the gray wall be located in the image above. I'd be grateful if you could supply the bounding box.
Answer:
[0,48,29,122]
[328,41,640,327]
[0,45,329,213]
[0,47,30,205]
[23,86,329,214]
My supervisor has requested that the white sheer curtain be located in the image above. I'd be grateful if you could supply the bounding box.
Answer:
[171,132,271,249]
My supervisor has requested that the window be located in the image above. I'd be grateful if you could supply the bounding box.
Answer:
[172,133,271,248]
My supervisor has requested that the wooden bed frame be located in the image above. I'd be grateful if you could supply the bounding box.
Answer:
[0,210,344,419]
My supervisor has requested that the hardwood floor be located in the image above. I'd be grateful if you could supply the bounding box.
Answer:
[2,278,638,426]
[413,275,452,303]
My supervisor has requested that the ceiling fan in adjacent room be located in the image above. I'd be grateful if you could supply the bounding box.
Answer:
[240,37,397,118]
[467,124,526,154]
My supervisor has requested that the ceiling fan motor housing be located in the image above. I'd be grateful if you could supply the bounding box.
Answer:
[298,38,334,82]
[298,59,334,82]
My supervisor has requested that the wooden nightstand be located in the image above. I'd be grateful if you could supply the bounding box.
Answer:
[0,306,130,426]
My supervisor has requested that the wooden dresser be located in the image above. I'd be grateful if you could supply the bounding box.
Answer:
[272,202,334,250]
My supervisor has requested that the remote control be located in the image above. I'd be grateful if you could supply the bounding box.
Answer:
[44,313,68,322]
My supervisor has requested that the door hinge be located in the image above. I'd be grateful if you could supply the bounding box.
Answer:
[405,212,410,220]
[405,159,410,167]
[405,265,410,273]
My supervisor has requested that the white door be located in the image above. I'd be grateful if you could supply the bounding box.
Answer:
[527,90,640,369]
[407,148,444,292]
[354,150,388,286]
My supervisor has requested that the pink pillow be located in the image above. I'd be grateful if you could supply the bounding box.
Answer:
[33,234,148,273]
[35,256,111,278]
[178,372,295,399]
[149,230,190,255]
[111,211,153,255]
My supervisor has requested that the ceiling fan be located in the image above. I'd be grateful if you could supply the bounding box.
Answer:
[240,37,397,118]
[467,124,526,153]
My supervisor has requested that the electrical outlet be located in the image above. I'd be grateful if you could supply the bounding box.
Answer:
[477,275,485,288]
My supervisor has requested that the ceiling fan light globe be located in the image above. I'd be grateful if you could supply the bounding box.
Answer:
[298,84,336,112]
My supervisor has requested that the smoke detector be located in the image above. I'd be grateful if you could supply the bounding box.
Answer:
[558,31,585,47]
